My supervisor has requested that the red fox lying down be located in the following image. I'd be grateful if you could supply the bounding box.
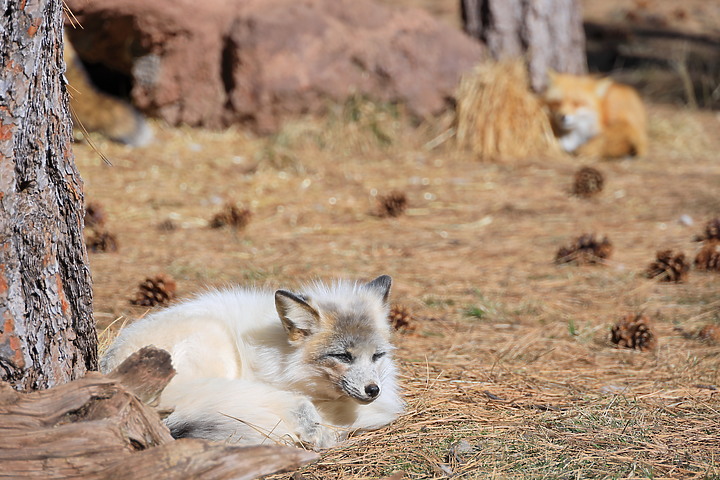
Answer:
[543,71,648,158]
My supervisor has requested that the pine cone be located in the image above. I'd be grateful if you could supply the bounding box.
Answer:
[694,218,720,242]
[695,241,720,272]
[157,218,178,232]
[85,229,118,253]
[573,166,604,197]
[646,250,689,282]
[378,191,408,218]
[555,233,613,265]
[611,313,657,351]
[698,324,720,343]
[84,201,107,229]
[130,274,177,307]
[389,304,415,332]
[210,203,252,230]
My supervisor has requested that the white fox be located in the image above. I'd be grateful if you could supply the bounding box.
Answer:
[100,275,403,449]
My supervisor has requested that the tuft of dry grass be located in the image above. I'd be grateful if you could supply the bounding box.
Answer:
[97,316,128,357]
[455,60,559,161]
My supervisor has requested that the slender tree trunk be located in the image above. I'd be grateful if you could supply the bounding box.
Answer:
[0,0,97,390]
[461,0,587,91]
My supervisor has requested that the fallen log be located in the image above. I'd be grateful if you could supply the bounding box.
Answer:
[0,346,318,479]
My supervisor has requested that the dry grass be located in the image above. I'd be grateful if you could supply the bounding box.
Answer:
[455,60,559,162]
[77,86,720,478]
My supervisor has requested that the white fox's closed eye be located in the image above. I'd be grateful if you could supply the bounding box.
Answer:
[328,352,353,363]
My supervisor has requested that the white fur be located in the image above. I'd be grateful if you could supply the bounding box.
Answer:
[101,278,403,449]
[555,107,600,153]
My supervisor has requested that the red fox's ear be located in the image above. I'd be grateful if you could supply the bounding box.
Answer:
[366,275,392,303]
[595,77,613,97]
[275,290,320,342]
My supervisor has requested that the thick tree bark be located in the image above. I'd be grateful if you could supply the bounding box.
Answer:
[0,0,97,390]
[461,0,587,91]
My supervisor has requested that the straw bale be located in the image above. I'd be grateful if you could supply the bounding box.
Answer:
[455,60,558,161]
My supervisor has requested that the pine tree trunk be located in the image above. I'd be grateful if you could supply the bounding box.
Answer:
[0,0,97,390]
[461,0,587,91]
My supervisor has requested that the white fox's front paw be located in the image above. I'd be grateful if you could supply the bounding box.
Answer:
[291,400,339,449]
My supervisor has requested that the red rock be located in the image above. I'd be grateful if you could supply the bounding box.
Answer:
[65,0,484,132]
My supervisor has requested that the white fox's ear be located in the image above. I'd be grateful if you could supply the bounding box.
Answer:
[366,275,392,303]
[595,77,613,97]
[275,290,320,342]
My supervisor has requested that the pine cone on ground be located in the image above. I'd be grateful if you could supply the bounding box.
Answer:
[611,313,657,351]
[698,324,720,343]
[84,201,106,229]
[572,166,604,197]
[389,304,415,332]
[555,233,613,265]
[157,218,178,232]
[210,203,252,230]
[130,274,177,307]
[694,241,720,272]
[694,218,720,242]
[646,250,689,282]
[378,191,408,218]
[85,229,118,253]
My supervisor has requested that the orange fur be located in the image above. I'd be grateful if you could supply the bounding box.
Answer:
[63,32,152,147]
[543,72,648,158]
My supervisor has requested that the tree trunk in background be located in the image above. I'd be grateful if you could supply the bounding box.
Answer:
[0,0,97,390]
[461,0,587,91]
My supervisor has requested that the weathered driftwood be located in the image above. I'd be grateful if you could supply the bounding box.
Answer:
[0,346,318,479]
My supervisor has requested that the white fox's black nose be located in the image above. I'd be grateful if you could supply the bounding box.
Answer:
[365,384,380,398]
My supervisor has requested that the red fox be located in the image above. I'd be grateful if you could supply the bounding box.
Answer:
[63,33,152,147]
[100,275,403,449]
[543,71,648,158]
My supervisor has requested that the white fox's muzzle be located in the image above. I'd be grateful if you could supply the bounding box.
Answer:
[341,378,381,404]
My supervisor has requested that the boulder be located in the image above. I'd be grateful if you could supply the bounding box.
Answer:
[65,0,484,132]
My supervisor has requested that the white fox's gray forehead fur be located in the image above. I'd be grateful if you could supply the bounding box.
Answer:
[301,277,389,306]
[300,277,392,338]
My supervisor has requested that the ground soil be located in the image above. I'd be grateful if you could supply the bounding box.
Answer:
[77,2,720,478]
